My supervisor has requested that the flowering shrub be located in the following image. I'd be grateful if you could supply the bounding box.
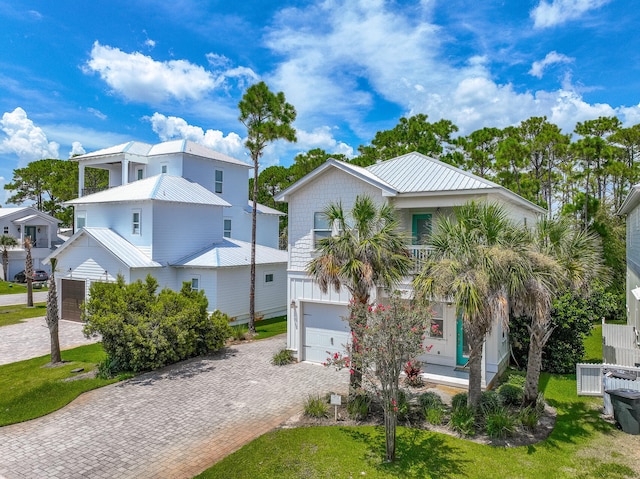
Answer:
[404,359,423,387]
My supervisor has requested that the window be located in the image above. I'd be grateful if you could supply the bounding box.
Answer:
[161,164,168,174]
[191,277,199,292]
[77,211,86,230]
[223,219,232,238]
[132,210,141,235]
[265,273,274,283]
[136,168,144,180]
[313,212,331,247]
[3,226,8,235]
[215,169,223,194]
[429,302,444,338]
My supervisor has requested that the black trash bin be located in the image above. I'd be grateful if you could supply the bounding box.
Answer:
[606,389,640,435]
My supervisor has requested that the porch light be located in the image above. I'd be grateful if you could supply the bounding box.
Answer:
[290,300,297,309]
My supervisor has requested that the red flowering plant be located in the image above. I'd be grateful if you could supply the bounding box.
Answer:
[324,293,433,462]
[404,359,423,387]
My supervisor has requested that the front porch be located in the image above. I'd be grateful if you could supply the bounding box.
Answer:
[420,363,498,390]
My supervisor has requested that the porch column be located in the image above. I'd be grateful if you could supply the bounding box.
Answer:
[122,159,129,185]
[78,163,85,197]
[481,341,487,387]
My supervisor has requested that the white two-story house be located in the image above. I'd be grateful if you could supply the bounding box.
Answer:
[46,140,287,322]
[0,207,62,281]
[275,152,545,388]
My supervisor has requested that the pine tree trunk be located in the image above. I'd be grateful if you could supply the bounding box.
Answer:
[249,160,258,334]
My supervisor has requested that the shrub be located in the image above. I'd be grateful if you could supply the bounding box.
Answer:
[449,405,476,436]
[271,348,294,366]
[347,391,371,420]
[97,356,120,379]
[83,276,232,373]
[485,407,517,439]
[505,373,526,387]
[418,391,445,410]
[231,324,248,341]
[478,390,501,415]
[451,392,468,411]
[535,392,546,416]
[404,359,423,387]
[425,405,446,425]
[303,395,328,418]
[498,383,523,407]
[518,405,540,430]
[396,390,410,421]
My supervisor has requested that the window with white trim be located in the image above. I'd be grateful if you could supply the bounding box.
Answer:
[429,302,444,338]
[265,273,274,284]
[132,210,141,235]
[313,212,331,248]
[215,169,223,194]
[223,219,232,238]
[161,164,168,174]
[136,168,144,180]
[191,277,199,292]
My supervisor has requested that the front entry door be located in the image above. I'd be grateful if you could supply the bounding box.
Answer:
[456,315,469,366]
[412,214,432,245]
[25,226,37,245]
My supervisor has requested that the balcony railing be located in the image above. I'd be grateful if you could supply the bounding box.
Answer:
[408,245,432,274]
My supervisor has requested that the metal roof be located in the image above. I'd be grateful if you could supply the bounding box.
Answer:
[0,207,60,224]
[245,201,286,216]
[172,238,288,268]
[0,207,28,218]
[366,152,497,193]
[72,139,250,168]
[47,227,161,269]
[66,175,231,207]
[619,184,640,215]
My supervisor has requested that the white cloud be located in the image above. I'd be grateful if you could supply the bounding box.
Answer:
[84,41,217,103]
[529,51,574,78]
[296,126,354,158]
[530,0,611,29]
[87,107,107,120]
[69,141,86,157]
[147,112,245,157]
[0,107,59,166]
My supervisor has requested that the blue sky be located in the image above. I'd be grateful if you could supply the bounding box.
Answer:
[1,0,639,205]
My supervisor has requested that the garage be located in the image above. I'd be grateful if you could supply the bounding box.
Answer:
[302,302,351,363]
[61,279,85,322]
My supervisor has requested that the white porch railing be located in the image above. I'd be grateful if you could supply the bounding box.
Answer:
[408,245,432,274]
[602,322,640,367]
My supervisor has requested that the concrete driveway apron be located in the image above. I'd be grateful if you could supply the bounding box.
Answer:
[0,336,347,479]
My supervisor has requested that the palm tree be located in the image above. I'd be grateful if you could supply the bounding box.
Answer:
[24,236,33,307]
[307,195,412,391]
[0,234,18,281]
[46,257,62,363]
[414,201,529,409]
[516,217,607,405]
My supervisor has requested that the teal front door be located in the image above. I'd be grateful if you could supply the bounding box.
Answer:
[412,214,432,245]
[456,315,469,366]
[25,226,37,245]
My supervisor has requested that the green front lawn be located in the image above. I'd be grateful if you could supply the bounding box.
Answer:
[0,343,118,426]
[0,303,47,327]
[0,281,47,295]
[254,315,287,339]
[198,323,635,479]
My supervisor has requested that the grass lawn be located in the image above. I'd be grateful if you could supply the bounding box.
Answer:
[0,343,119,426]
[254,315,287,339]
[0,302,47,327]
[198,322,637,479]
[583,323,602,363]
[0,281,47,295]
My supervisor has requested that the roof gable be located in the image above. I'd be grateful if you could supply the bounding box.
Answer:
[172,237,287,268]
[66,175,231,207]
[0,206,60,224]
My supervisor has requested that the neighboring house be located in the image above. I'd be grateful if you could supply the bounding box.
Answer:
[619,185,640,331]
[275,152,545,388]
[0,207,61,281]
[46,140,287,322]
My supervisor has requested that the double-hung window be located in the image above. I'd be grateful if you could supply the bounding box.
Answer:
[76,211,87,230]
[223,219,232,238]
[429,302,444,338]
[191,277,199,292]
[215,170,223,194]
[313,212,331,248]
[132,210,141,235]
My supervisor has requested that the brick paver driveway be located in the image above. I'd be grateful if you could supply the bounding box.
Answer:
[0,336,347,479]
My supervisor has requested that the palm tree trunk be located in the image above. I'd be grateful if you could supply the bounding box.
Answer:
[2,249,7,281]
[49,321,61,363]
[467,341,483,409]
[27,278,33,307]
[524,322,553,406]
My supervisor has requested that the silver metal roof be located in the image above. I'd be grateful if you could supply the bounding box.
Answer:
[66,175,231,207]
[245,201,286,216]
[172,238,288,268]
[72,139,250,168]
[47,227,161,269]
[366,152,496,193]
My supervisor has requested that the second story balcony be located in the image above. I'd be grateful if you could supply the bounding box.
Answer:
[408,244,431,274]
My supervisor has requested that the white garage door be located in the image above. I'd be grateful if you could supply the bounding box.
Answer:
[302,302,351,363]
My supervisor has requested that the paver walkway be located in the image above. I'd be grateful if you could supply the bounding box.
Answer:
[0,292,96,366]
[0,336,348,479]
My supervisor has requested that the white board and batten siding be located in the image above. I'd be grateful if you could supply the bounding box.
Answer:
[215,264,287,321]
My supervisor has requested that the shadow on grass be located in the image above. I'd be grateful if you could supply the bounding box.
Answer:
[342,426,469,478]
